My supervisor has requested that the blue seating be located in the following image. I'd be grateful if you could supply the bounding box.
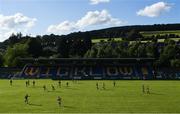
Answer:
[20,65,155,80]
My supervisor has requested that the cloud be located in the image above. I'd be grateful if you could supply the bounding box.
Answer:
[47,21,76,35]
[90,0,110,5]
[76,10,122,27]
[137,2,172,17]
[0,13,37,41]
[47,10,125,35]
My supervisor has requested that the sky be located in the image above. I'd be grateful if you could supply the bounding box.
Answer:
[0,0,180,41]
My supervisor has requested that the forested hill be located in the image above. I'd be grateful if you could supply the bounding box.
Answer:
[2,23,180,43]
[63,23,180,39]
[0,23,180,67]
[1,23,180,51]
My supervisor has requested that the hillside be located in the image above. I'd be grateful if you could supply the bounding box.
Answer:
[0,23,179,68]
[58,23,180,39]
[0,23,180,49]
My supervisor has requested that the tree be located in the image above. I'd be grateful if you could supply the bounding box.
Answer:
[138,44,147,57]
[57,38,69,58]
[103,43,117,58]
[69,38,87,57]
[171,59,180,67]
[97,46,106,58]
[4,43,30,67]
[83,32,92,52]
[27,38,43,58]
[8,33,18,46]
[146,41,158,58]
[0,52,4,66]
[127,41,140,57]
[126,29,143,41]
[84,45,98,58]
[159,43,176,66]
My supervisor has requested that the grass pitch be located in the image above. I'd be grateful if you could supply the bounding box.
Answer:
[0,80,180,113]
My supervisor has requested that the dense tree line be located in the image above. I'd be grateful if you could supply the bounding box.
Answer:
[1,23,180,50]
[1,33,179,68]
[0,23,179,67]
[85,39,180,67]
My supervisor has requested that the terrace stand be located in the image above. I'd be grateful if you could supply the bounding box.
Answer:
[19,58,155,80]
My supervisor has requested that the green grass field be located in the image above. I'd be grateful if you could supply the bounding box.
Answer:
[92,38,122,43]
[140,30,180,42]
[141,30,180,37]
[91,31,180,43]
[140,38,180,43]
[0,80,180,113]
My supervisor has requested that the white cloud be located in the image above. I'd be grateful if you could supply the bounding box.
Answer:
[47,10,125,35]
[137,2,172,17]
[0,13,37,42]
[76,10,122,27]
[90,0,110,5]
[47,21,76,35]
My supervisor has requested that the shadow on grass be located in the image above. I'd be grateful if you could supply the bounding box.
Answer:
[63,105,76,109]
[74,82,83,84]
[150,92,164,95]
[98,88,113,91]
[29,103,42,106]
[28,86,43,88]
[47,90,61,93]
[64,87,79,90]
